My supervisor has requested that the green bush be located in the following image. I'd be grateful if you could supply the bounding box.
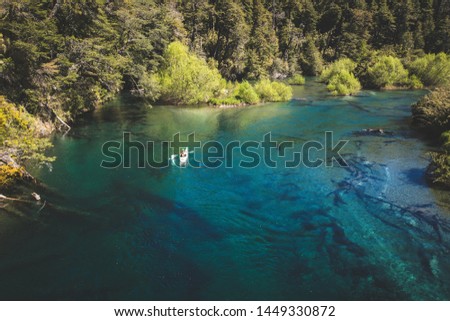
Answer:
[287,74,306,85]
[411,86,450,135]
[254,79,278,101]
[272,81,294,101]
[326,70,361,96]
[0,33,6,55]
[158,41,224,105]
[132,72,161,101]
[319,58,357,83]
[235,81,260,104]
[408,53,450,88]
[366,55,409,89]
[0,96,54,164]
[254,79,293,102]
[209,97,242,106]
[412,88,450,189]
[442,131,450,152]
[319,59,361,96]
[407,75,424,89]
[427,152,450,189]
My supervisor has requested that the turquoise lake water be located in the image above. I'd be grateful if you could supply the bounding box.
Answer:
[1,81,450,300]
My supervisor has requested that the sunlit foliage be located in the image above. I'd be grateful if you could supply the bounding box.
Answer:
[320,59,361,96]
[287,74,306,85]
[366,55,409,89]
[326,70,361,96]
[409,53,450,88]
[157,41,223,105]
[254,79,293,102]
[412,86,450,135]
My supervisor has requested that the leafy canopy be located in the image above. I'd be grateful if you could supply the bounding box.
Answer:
[320,58,357,83]
[326,70,361,96]
[157,41,223,105]
[254,79,293,102]
[366,55,409,89]
[287,74,306,85]
[412,86,450,135]
[0,96,54,164]
[409,53,450,88]
[320,59,361,96]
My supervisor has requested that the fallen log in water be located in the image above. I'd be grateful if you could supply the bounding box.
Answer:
[331,155,450,249]
[0,193,41,203]
[0,194,26,202]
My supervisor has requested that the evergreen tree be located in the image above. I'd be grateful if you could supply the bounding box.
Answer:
[371,0,396,49]
[204,0,249,80]
[430,0,450,52]
[245,0,279,79]
[300,37,324,76]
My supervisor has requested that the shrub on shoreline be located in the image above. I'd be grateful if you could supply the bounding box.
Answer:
[412,86,450,189]
[365,55,409,89]
[411,86,450,135]
[254,79,293,102]
[0,96,55,187]
[235,81,260,104]
[156,42,292,106]
[320,58,357,83]
[320,59,361,96]
[287,74,306,85]
[157,42,223,105]
[427,151,450,189]
[408,53,450,88]
[326,70,361,96]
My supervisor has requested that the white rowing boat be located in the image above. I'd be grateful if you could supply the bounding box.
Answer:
[169,148,189,166]
[179,147,188,165]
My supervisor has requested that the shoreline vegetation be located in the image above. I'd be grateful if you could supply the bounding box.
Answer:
[412,86,450,189]
[0,0,449,191]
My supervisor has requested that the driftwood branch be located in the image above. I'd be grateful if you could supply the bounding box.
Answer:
[0,193,42,204]
[0,194,27,202]
[54,112,71,132]
[37,200,47,214]
[42,99,71,133]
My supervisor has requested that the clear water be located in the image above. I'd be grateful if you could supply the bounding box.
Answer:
[1,81,450,300]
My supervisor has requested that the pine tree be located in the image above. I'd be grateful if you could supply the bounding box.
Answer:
[204,0,249,80]
[430,0,450,52]
[371,0,396,49]
[245,0,279,79]
[300,37,324,76]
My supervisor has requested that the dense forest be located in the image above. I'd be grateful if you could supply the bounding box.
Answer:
[0,0,450,187]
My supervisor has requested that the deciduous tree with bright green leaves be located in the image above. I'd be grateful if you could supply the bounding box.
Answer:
[287,74,305,85]
[366,55,409,89]
[320,58,361,96]
[235,81,260,105]
[157,41,224,105]
[408,53,450,88]
[320,58,358,83]
[254,79,293,102]
[326,70,362,96]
